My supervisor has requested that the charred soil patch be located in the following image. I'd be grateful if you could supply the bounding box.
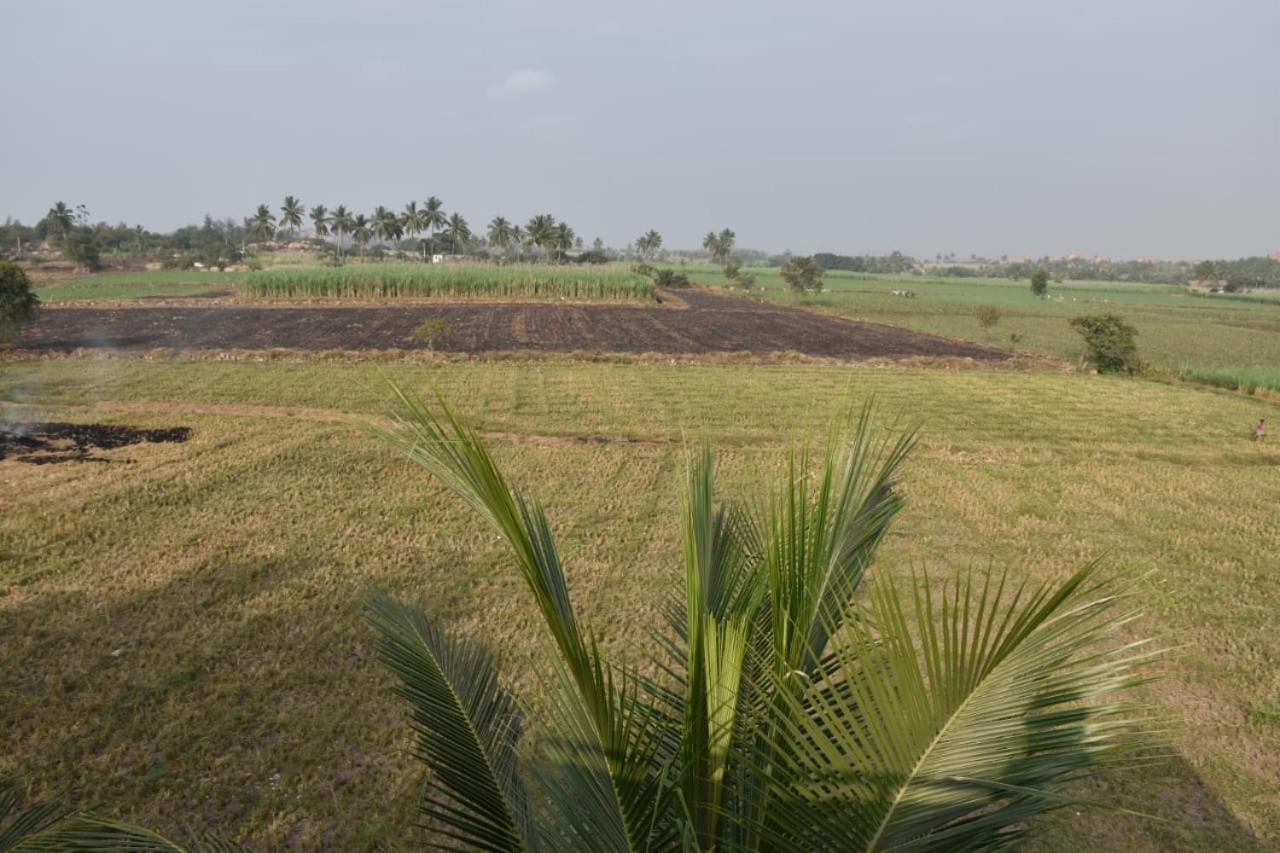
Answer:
[0,422,191,464]
[19,289,1009,361]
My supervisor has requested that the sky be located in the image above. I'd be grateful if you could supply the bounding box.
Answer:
[4,0,1278,259]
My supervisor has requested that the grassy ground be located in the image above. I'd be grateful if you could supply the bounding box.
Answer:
[677,263,1280,386]
[1,358,1277,850]
[33,270,247,302]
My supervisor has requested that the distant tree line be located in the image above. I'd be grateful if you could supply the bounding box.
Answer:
[5,200,1277,288]
[934,256,1280,288]
[811,251,917,274]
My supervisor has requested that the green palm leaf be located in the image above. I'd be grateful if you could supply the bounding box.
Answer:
[365,589,539,852]
[0,781,71,851]
[16,818,248,851]
[376,388,674,850]
[762,563,1161,851]
[765,406,916,677]
[1,780,244,852]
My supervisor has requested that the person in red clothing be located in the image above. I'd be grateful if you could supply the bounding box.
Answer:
[1253,418,1266,442]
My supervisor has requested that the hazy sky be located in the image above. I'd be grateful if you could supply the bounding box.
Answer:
[5,0,1277,259]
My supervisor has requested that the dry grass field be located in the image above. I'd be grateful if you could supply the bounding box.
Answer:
[2,358,1277,850]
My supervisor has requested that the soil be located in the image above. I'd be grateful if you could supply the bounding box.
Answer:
[0,422,191,464]
[17,289,1008,361]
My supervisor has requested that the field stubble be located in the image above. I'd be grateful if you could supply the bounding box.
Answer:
[0,359,1277,850]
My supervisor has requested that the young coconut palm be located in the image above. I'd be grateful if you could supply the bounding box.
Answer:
[369,392,1160,852]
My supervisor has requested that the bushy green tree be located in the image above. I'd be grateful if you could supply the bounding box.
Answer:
[1070,313,1140,373]
[63,230,102,271]
[781,255,824,293]
[1193,260,1218,282]
[0,260,39,340]
[1030,268,1049,296]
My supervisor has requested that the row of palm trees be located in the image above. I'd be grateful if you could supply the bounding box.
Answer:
[249,197,583,261]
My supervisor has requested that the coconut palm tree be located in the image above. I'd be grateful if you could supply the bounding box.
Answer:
[402,202,426,258]
[330,205,351,259]
[351,214,371,256]
[45,201,74,242]
[309,205,330,239]
[509,224,524,259]
[250,204,276,242]
[703,228,737,264]
[487,216,514,253]
[637,229,662,260]
[524,213,557,260]
[553,221,576,262]
[716,227,736,262]
[280,195,304,239]
[423,196,446,256]
[373,206,402,251]
[369,393,1159,852]
[446,212,470,255]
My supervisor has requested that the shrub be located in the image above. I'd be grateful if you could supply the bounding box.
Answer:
[573,249,609,265]
[976,305,1001,329]
[1030,268,1049,296]
[781,255,824,293]
[652,268,691,288]
[736,270,756,290]
[0,260,39,341]
[63,231,102,271]
[411,316,453,350]
[1070,313,1139,373]
[723,259,742,280]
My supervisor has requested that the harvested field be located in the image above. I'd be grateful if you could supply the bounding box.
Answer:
[17,289,1008,360]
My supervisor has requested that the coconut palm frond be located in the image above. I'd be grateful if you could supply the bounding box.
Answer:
[0,780,73,850]
[9,813,245,852]
[376,388,587,675]
[765,404,916,677]
[761,563,1161,852]
[533,649,681,852]
[677,444,765,847]
[376,387,675,850]
[365,589,539,852]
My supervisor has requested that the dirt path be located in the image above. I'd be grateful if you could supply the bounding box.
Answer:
[19,289,1008,361]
